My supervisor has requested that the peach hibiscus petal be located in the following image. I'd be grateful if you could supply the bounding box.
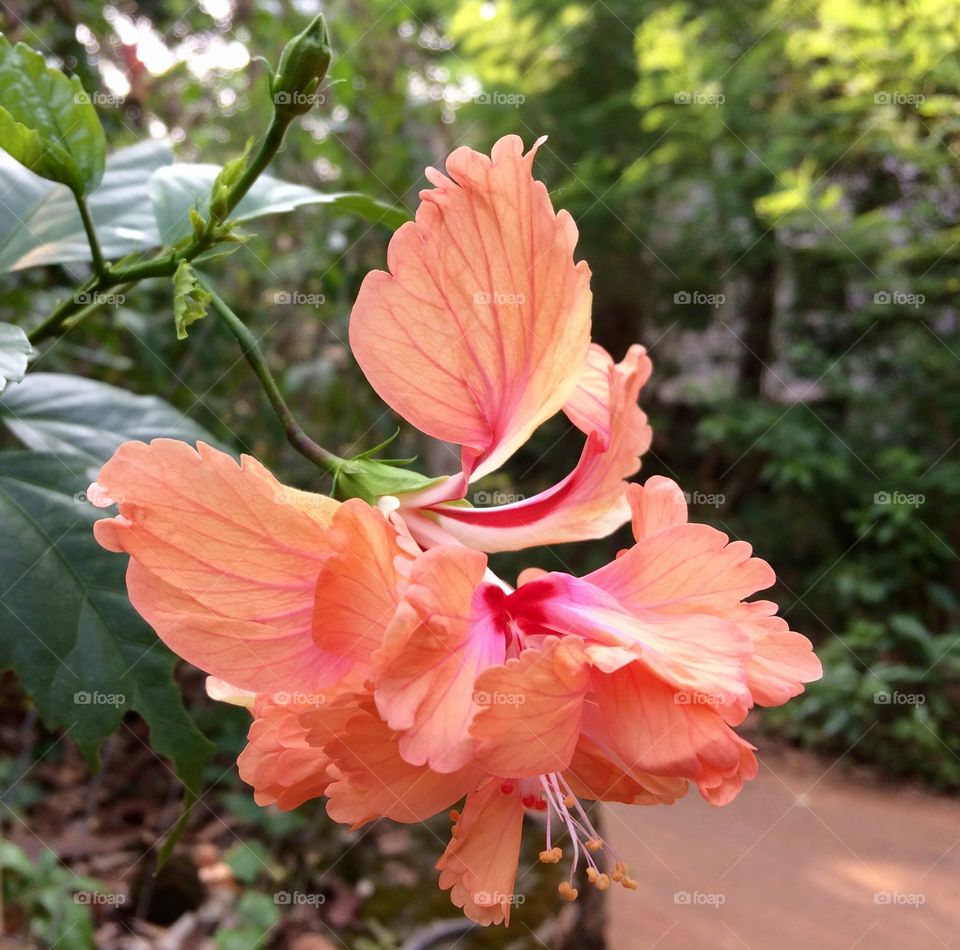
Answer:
[594,662,757,804]
[437,778,524,926]
[739,603,823,706]
[563,734,689,806]
[237,696,334,811]
[423,344,652,552]
[314,699,481,828]
[349,134,592,482]
[589,480,821,705]
[89,440,349,695]
[471,637,590,779]
[522,573,754,714]
[311,500,416,667]
[373,547,503,773]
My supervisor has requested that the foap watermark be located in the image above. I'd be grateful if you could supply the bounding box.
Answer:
[674,890,726,906]
[674,90,725,107]
[74,891,126,906]
[273,291,326,307]
[474,689,526,707]
[874,91,926,107]
[675,691,726,707]
[474,490,524,505]
[874,491,924,508]
[74,290,125,307]
[874,691,925,706]
[674,290,725,308]
[274,90,326,108]
[274,489,329,507]
[474,891,525,907]
[683,490,725,508]
[874,891,925,907]
[274,891,326,906]
[474,90,525,108]
[74,691,126,707]
[75,91,125,107]
[273,691,327,705]
[474,291,526,306]
[874,290,924,308]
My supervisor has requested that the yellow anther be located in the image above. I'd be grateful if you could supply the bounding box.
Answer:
[558,881,579,902]
[586,867,599,883]
[585,837,603,852]
[623,876,638,890]
[564,794,575,808]
[539,846,563,864]
[595,873,611,891]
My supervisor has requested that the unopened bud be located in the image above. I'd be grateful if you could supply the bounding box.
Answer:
[272,14,332,118]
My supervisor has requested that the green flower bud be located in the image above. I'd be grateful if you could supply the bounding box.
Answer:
[333,457,444,505]
[271,15,332,118]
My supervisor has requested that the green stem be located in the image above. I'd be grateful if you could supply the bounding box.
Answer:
[74,191,105,275]
[29,114,294,346]
[217,115,290,220]
[203,280,344,476]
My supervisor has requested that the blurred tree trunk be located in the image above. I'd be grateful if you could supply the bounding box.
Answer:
[737,247,778,398]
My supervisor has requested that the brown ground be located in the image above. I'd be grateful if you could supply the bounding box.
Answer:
[606,745,960,950]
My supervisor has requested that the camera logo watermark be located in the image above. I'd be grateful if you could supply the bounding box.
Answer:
[873,290,924,308]
[74,291,125,307]
[674,91,725,107]
[674,890,726,906]
[473,490,524,505]
[75,91,125,107]
[674,691,726,707]
[273,489,330,507]
[874,491,924,508]
[74,892,126,905]
[682,490,725,508]
[474,891,525,907]
[674,290,725,308]
[274,891,326,906]
[874,891,925,907]
[874,691,925,706]
[874,92,925,107]
[474,291,526,306]
[474,690,526,707]
[74,691,125,707]
[273,291,326,307]
[274,91,326,107]
[474,91,525,108]
[272,691,327,706]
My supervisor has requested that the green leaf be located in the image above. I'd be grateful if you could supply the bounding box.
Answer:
[0,140,174,273]
[0,451,214,784]
[150,162,411,243]
[173,261,211,340]
[0,323,34,393]
[0,372,225,466]
[0,36,106,195]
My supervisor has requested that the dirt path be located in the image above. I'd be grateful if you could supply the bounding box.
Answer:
[605,745,959,949]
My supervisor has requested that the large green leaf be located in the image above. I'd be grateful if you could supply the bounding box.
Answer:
[0,323,33,393]
[0,36,106,195]
[0,451,213,783]
[0,140,174,273]
[0,372,224,466]
[149,162,411,242]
